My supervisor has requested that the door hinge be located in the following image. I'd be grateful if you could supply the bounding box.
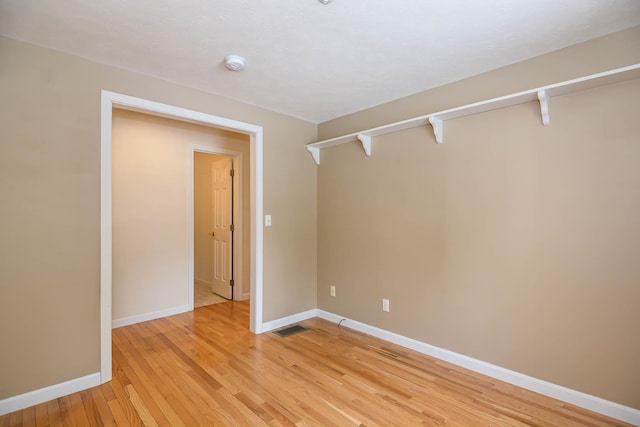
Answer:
[230,279,235,287]
[230,169,235,177]
[230,224,235,232]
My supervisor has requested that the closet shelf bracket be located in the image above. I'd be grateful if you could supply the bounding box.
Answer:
[429,116,444,144]
[357,134,372,156]
[307,146,321,165]
[537,89,551,125]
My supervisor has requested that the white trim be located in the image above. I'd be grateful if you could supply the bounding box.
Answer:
[112,304,191,329]
[230,154,244,301]
[316,310,640,426]
[187,147,195,310]
[0,373,100,416]
[101,90,264,385]
[187,146,195,310]
[261,309,318,333]
[250,130,264,333]
[100,94,113,383]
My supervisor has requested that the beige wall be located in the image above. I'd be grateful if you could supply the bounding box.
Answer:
[112,110,250,322]
[316,28,640,409]
[0,36,317,399]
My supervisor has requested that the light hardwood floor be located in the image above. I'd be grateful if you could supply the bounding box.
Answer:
[1,301,630,426]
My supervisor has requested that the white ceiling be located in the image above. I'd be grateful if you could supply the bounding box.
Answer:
[1,0,639,123]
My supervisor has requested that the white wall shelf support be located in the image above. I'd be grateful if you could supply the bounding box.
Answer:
[307,146,320,165]
[357,134,372,156]
[537,89,551,125]
[305,64,640,164]
[428,116,443,144]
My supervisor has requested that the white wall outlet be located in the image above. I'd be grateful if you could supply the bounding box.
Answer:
[382,298,390,312]
[265,214,272,226]
[330,285,336,297]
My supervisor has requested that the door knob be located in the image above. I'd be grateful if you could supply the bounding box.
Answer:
[209,232,215,236]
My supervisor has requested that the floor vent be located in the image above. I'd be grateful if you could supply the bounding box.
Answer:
[273,325,307,337]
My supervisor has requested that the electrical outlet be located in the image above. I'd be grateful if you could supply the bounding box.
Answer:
[330,285,336,297]
[382,298,390,312]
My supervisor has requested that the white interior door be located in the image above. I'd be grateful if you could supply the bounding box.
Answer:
[211,157,233,299]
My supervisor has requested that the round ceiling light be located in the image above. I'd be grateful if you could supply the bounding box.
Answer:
[319,0,333,3]
[224,55,246,72]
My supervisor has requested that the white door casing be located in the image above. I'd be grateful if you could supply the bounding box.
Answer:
[211,157,233,299]
[101,90,264,384]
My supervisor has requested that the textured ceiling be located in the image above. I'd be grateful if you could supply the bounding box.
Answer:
[1,0,639,123]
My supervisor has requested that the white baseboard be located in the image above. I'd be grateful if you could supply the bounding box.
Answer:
[4,309,636,424]
[261,309,318,333]
[0,372,100,416]
[316,310,640,426]
[112,304,191,328]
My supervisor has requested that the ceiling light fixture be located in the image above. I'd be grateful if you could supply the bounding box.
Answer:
[318,0,333,4]
[224,55,246,71]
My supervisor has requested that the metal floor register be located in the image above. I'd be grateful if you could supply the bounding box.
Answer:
[273,325,307,337]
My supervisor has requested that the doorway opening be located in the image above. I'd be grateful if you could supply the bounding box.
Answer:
[193,150,246,308]
[101,90,265,384]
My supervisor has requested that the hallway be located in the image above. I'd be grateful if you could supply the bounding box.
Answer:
[194,281,228,308]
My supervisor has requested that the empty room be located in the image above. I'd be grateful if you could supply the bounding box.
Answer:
[1,1,639,425]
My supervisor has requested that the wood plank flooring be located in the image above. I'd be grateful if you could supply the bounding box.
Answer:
[0,301,631,426]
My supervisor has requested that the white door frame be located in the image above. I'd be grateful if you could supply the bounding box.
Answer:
[190,148,245,304]
[100,90,264,384]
